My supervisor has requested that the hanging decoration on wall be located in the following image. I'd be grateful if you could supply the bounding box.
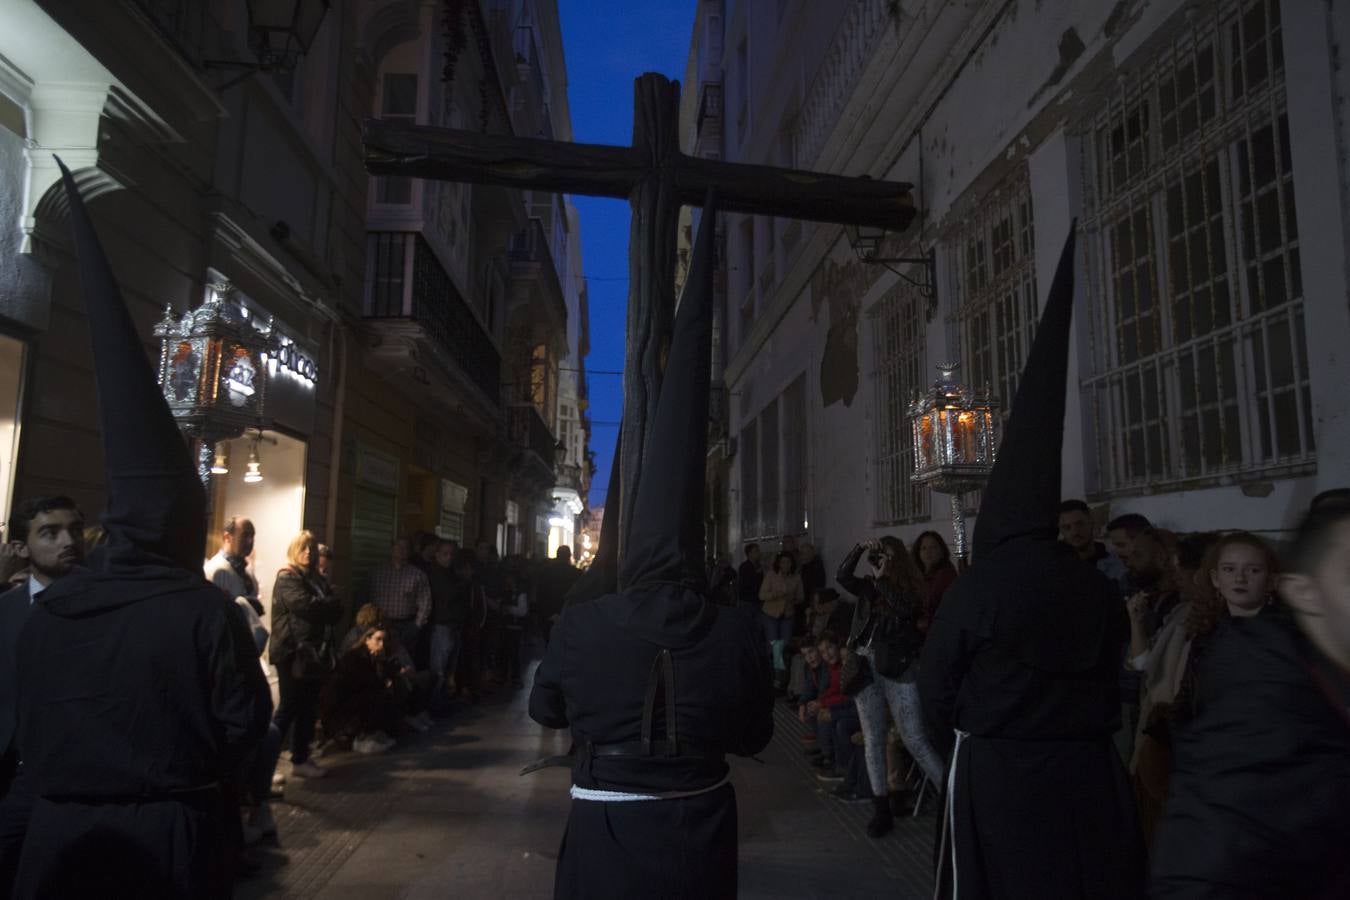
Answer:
[154,280,276,487]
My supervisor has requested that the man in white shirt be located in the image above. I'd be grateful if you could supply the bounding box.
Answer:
[204,517,261,618]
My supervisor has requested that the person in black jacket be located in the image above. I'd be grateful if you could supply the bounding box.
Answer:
[10,160,271,899]
[269,529,342,780]
[919,228,1145,900]
[1150,502,1350,898]
[527,195,773,899]
[736,543,763,609]
[837,535,945,837]
[320,628,403,750]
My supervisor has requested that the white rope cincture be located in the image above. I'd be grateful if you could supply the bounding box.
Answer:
[945,729,970,900]
[569,772,731,803]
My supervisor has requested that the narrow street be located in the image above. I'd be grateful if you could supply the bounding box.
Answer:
[238,670,936,899]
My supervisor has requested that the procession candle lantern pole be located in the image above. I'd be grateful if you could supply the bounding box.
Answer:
[908,363,999,567]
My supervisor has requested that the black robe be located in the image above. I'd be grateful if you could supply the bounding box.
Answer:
[529,585,773,900]
[919,538,1146,900]
[12,563,271,899]
[1150,607,1350,899]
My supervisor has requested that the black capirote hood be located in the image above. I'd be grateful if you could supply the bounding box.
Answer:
[56,157,207,576]
[972,225,1078,558]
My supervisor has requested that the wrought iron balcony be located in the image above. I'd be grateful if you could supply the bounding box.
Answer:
[508,218,567,327]
[509,402,557,477]
[365,232,501,407]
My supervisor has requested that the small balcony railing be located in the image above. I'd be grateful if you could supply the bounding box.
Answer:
[365,232,501,405]
[509,403,557,475]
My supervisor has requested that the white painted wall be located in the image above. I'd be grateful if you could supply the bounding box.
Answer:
[717,0,1350,573]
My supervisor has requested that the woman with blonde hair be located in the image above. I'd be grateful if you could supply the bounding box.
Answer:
[269,529,341,778]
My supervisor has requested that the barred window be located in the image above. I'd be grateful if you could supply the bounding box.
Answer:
[759,398,780,536]
[739,420,758,539]
[1080,0,1311,493]
[948,172,1039,410]
[871,281,929,523]
[782,374,808,534]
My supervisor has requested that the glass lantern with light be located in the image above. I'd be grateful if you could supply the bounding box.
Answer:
[154,280,276,488]
[908,363,1000,564]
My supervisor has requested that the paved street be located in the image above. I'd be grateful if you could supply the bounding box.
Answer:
[238,670,937,899]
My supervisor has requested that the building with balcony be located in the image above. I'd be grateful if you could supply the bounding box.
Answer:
[0,0,367,632]
[689,0,1350,573]
[359,0,585,567]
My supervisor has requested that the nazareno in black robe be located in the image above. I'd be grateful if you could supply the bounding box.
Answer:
[917,226,1146,900]
[8,160,272,899]
[527,189,774,900]
[1150,606,1350,899]
[919,539,1145,900]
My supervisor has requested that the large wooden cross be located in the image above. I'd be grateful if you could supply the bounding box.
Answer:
[364,73,915,563]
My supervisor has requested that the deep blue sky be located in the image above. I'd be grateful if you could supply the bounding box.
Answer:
[556,0,697,510]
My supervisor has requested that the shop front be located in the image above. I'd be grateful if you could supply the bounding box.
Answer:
[154,274,320,631]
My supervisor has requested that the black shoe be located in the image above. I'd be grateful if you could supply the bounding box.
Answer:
[889,789,915,817]
[866,796,894,838]
[831,785,871,803]
[814,768,845,783]
[810,754,832,769]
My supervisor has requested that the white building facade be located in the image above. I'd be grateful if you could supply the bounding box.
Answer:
[692,0,1350,569]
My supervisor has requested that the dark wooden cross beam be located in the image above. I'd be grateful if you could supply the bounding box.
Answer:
[364,73,916,567]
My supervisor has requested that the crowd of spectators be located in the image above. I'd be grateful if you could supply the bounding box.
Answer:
[718,485,1350,858]
[202,528,579,867]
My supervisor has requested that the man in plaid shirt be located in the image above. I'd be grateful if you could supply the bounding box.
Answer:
[366,538,431,665]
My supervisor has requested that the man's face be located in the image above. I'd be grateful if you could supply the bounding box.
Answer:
[1058,511,1095,550]
[1107,528,1136,563]
[391,540,410,565]
[224,520,255,559]
[19,508,86,583]
[434,543,454,567]
[1125,534,1164,577]
[747,546,760,563]
[817,640,840,666]
[1281,521,1350,671]
[317,554,331,578]
[801,645,820,668]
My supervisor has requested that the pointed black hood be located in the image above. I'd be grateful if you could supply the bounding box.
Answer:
[972,225,1078,558]
[618,191,718,593]
[57,158,207,574]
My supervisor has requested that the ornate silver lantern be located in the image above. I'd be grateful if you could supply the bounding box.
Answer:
[154,281,277,486]
[909,363,999,563]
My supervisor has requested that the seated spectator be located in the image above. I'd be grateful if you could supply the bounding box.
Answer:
[808,587,853,639]
[802,633,855,777]
[790,637,822,711]
[341,603,434,732]
[911,530,957,633]
[321,627,401,754]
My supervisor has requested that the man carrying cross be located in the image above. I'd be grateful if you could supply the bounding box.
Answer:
[366,73,915,898]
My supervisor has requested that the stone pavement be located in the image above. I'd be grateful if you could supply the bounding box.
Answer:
[237,675,937,899]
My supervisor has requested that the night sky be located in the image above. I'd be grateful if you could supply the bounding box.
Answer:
[556,0,698,510]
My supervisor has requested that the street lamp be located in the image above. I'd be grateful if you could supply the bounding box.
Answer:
[844,222,938,319]
[909,363,999,565]
[205,0,331,87]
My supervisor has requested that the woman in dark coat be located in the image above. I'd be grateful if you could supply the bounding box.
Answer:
[838,535,946,836]
[269,530,341,779]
